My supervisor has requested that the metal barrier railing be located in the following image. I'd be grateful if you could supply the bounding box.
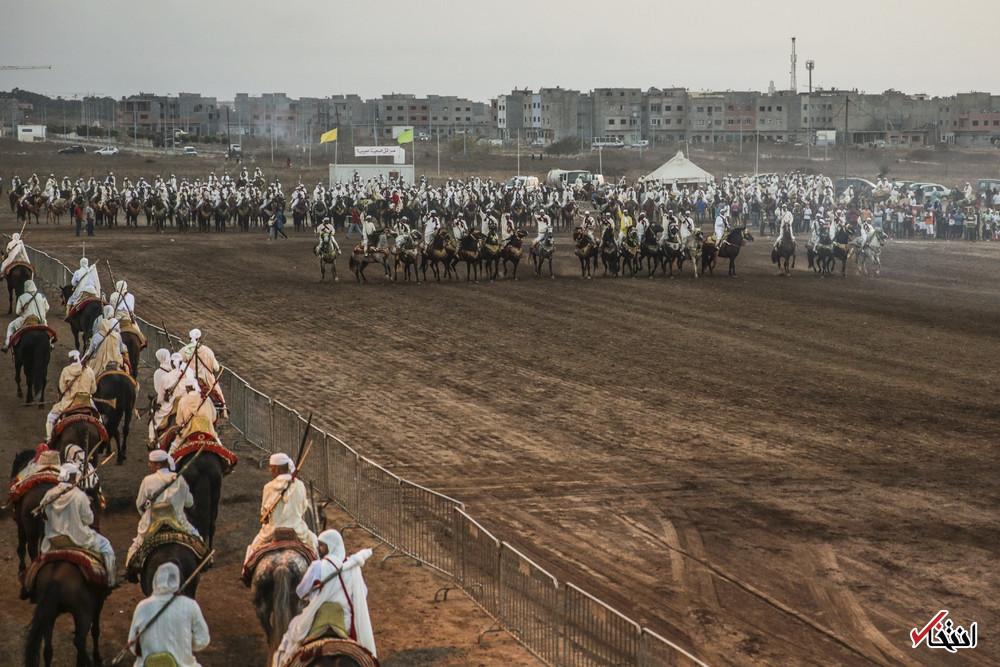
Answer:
[11,237,711,667]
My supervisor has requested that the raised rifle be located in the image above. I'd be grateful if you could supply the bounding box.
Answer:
[260,413,313,525]
[31,436,106,517]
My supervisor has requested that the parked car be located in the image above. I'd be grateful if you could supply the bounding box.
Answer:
[94,146,119,156]
[417,132,430,141]
[834,177,876,197]
[976,179,1000,196]
[631,140,649,149]
[58,145,86,154]
[911,182,951,199]
[183,146,198,156]
[505,176,540,191]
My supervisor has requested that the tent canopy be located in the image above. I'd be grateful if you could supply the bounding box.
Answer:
[644,151,714,185]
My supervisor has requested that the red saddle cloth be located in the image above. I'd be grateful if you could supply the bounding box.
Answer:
[65,297,104,322]
[51,413,109,446]
[241,535,317,586]
[171,436,238,474]
[9,324,58,348]
[7,469,60,505]
[281,638,379,667]
[23,548,108,600]
[2,260,34,279]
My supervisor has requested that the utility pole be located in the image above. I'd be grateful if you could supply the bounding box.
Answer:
[806,60,814,159]
[844,95,849,178]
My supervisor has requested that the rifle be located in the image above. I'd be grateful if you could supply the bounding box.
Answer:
[163,336,203,399]
[111,549,216,666]
[260,413,313,525]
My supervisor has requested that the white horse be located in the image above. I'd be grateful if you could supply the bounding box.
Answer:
[854,228,887,276]
[677,217,702,278]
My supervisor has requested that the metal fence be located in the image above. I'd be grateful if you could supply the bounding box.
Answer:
[14,238,710,667]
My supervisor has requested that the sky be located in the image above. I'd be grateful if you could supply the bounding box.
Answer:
[2,0,997,103]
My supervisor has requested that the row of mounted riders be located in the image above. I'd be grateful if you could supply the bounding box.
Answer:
[8,279,368,666]
[328,220,756,284]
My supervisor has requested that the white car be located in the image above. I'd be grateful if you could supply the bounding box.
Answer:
[911,183,951,198]
[631,140,649,149]
[95,146,119,156]
[183,146,198,156]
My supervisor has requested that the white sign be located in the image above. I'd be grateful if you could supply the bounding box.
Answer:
[392,125,413,139]
[355,146,402,158]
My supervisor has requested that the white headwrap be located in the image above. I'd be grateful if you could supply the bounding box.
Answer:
[151,562,181,598]
[189,328,202,343]
[23,279,37,294]
[80,258,89,269]
[68,350,81,363]
[102,305,115,319]
[58,462,79,483]
[149,449,175,470]
[115,280,127,293]
[269,452,295,473]
[11,232,20,241]
[170,352,184,369]
[155,348,171,368]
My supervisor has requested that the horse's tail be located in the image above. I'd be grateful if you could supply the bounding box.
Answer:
[271,563,296,649]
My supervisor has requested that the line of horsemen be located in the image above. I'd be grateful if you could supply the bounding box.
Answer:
[3,241,380,665]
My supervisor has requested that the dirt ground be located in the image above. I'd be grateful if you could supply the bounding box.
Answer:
[2,141,1000,666]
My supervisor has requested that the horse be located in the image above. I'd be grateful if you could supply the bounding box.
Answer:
[637,224,664,277]
[531,230,555,278]
[660,223,686,278]
[130,536,204,598]
[455,230,485,282]
[25,558,108,667]
[10,449,55,576]
[619,229,640,277]
[600,226,620,277]
[677,220,703,279]
[561,201,578,229]
[348,230,394,283]
[702,226,754,278]
[214,199,231,232]
[251,549,310,651]
[45,199,69,225]
[153,198,171,233]
[18,194,44,225]
[124,198,142,227]
[422,228,457,282]
[5,262,33,313]
[572,227,599,279]
[855,228,888,277]
[59,285,104,351]
[314,232,340,282]
[13,327,53,405]
[393,231,422,283]
[236,199,253,232]
[94,367,136,464]
[500,228,526,280]
[771,218,797,276]
[292,200,310,232]
[99,199,119,227]
[831,222,855,277]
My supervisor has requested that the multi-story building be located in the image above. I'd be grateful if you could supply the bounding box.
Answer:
[119,92,220,136]
[686,92,725,144]
[643,87,688,145]
[590,88,644,144]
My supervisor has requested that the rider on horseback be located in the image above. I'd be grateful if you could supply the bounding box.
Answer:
[3,279,48,352]
[244,453,318,566]
[1,231,30,275]
[533,212,553,248]
[181,328,226,412]
[40,463,118,587]
[45,350,97,441]
[271,529,376,667]
[127,562,210,666]
[127,450,201,565]
[66,257,101,315]
[82,313,127,374]
[170,378,218,454]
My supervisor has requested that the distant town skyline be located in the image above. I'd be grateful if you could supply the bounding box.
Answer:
[1,0,997,103]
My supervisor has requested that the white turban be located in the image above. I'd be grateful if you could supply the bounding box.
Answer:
[24,280,37,294]
[317,529,345,562]
[155,348,170,367]
[269,452,295,473]
[58,462,79,482]
[115,280,127,293]
[170,352,184,368]
[149,449,175,470]
[68,350,81,363]
[102,305,115,319]
[11,232,20,241]
[80,258,89,269]
[189,328,202,343]
[151,562,181,597]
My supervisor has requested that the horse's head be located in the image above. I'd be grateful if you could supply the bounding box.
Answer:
[59,284,72,304]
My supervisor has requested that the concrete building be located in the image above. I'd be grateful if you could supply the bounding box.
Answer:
[591,87,644,144]
[644,87,688,146]
[119,92,220,136]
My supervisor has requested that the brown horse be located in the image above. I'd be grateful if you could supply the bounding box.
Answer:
[123,198,142,227]
[5,262,33,313]
[455,230,485,282]
[18,194,44,224]
[99,199,119,227]
[572,227,599,279]
[196,200,214,232]
[771,219,797,276]
[421,228,457,282]
[561,201,578,229]
[292,199,310,232]
[46,199,69,225]
[702,226,755,278]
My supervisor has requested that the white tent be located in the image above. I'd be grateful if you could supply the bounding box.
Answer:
[644,151,714,185]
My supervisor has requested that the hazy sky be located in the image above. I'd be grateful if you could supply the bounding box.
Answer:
[2,0,996,102]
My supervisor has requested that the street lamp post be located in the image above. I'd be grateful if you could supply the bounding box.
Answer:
[806,59,814,159]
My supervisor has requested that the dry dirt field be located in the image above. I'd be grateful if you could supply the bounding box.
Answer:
[2,140,999,666]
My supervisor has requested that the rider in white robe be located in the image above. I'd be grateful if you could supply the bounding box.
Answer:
[2,232,30,274]
[4,279,48,350]
[128,450,200,564]
[67,258,101,312]
[128,562,210,667]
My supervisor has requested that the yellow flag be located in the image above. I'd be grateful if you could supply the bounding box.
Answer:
[397,129,413,144]
[320,128,338,143]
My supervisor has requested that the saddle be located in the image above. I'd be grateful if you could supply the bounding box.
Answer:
[280,638,379,667]
[170,436,238,475]
[51,410,109,446]
[241,531,317,586]
[1,260,34,279]
[96,368,139,390]
[305,603,350,644]
[118,319,148,348]
[8,467,61,504]
[23,545,108,600]
[125,510,208,582]
[65,295,103,321]
[9,323,57,347]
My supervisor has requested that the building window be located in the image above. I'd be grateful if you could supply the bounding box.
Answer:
[664,119,671,125]
[759,106,765,112]
[609,119,615,125]
[728,105,734,111]
[677,105,683,111]
[777,106,782,112]
[696,106,704,112]
[973,120,980,126]
[665,105,671,111]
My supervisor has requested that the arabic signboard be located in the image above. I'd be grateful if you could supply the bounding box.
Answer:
[354,146,401,158]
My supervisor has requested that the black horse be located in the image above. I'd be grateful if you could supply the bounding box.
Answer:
[702,226,755,278]
[600,226,620,277]
[10,449,54,575]
[638,224,664,277]
[25,559,108,667]
[831,223,854,277]
[95,368,136,464]
[133,539,204,597]
[119,329,143,381]
[59,286,104,351]
[13,328,52,405]
[5,263,32,313]
[176,447,233,551]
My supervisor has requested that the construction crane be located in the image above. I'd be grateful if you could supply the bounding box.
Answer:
[1,65,52,71]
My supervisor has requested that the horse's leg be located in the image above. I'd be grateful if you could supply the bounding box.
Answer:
[14,356,23,399]
[90,595,105,666]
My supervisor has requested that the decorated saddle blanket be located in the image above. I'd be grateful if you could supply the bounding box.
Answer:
[126,529,207,582]
[280,638,379,667]
[171,436,238,474]
[96,368,139,390]
[24,547,108,599]
[8,468,60,504]
[10,324,58,348]
[241,535,317,586]
[51,412,109,445]
[2,260,34,279]
[65,296,103,321]
[118,320,148,348]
